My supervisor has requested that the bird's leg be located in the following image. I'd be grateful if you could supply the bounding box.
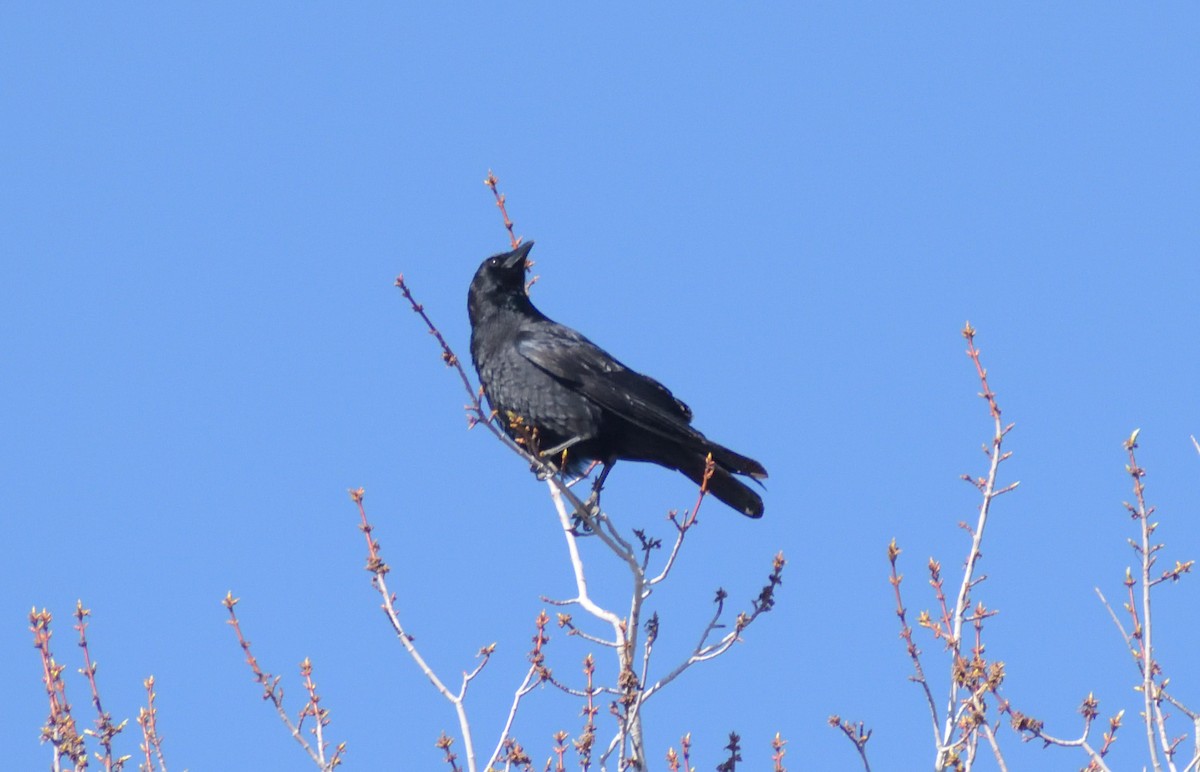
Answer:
[530,435,583,480]
[539,435,583,459]
[585,462,614,516]
[566,462,613,536]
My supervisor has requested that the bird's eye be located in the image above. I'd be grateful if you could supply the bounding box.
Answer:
[489,257,501,267]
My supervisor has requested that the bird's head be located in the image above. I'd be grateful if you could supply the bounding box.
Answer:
[468,241,535,323]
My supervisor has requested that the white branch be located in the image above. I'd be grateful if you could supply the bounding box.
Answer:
[374,569,478,772]
[484,664,543,772]
[546,482,624,631]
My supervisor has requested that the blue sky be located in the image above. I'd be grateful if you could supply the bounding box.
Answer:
[4,4,1200,770]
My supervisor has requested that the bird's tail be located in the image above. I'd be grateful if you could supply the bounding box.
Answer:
[704,440,768,481]
[677,456,765,518]
[669,441,766,518]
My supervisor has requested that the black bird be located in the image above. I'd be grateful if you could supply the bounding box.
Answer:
[467,241,767,517]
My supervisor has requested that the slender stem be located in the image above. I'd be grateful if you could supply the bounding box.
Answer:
[937,325,1016,766]
[222,596,325,768]
[1125,438,1170,772]
[352,498,479,772]
[485,665,542,771]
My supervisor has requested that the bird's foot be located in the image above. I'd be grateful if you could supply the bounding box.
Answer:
[530,455,564,480]
[584,487,602,518]
[568,510,595,537]
[565,487,604,536]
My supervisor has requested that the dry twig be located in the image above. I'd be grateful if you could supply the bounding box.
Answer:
[136,676,168,772]
[73,601,130,771]
[222,594,344,770]
[31,607,87,771]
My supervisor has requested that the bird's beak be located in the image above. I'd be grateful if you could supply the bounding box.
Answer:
[503,240,535,269]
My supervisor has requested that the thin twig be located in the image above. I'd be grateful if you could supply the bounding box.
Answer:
[576,655,598,770]
[349,489,479,772]
[1006,693,1118,771]
[829,717,872,772]
[484,171,521,249]
[887,539,941,748]
[484,613,551,771]
[643,553,784,701]
[1123,431,1177,772]
[74,601,127,771]
[222,594,335,770]
[771,733,788,772]
[31,607,87,770]
[298,658,345,768]
[137,676,168,772]
[935,323,1018,767]
[648,457,714,586]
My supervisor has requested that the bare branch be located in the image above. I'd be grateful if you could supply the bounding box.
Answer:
[484,613,551,771]
[828,716,872,771]
[484,171,522,250]
[221,593,331,769]
[349,489,479,772]
[643,553,784,700]
[649,458,714,586]
[31,607,88,770]
[136,676,168,772]
[886,540,941,747]
[934,323,1019,767]
[73,601,129,771]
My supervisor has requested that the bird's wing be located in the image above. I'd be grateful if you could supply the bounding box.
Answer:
[515,326,697,438]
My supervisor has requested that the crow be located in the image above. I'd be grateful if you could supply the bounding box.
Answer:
[467,241,767,517]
